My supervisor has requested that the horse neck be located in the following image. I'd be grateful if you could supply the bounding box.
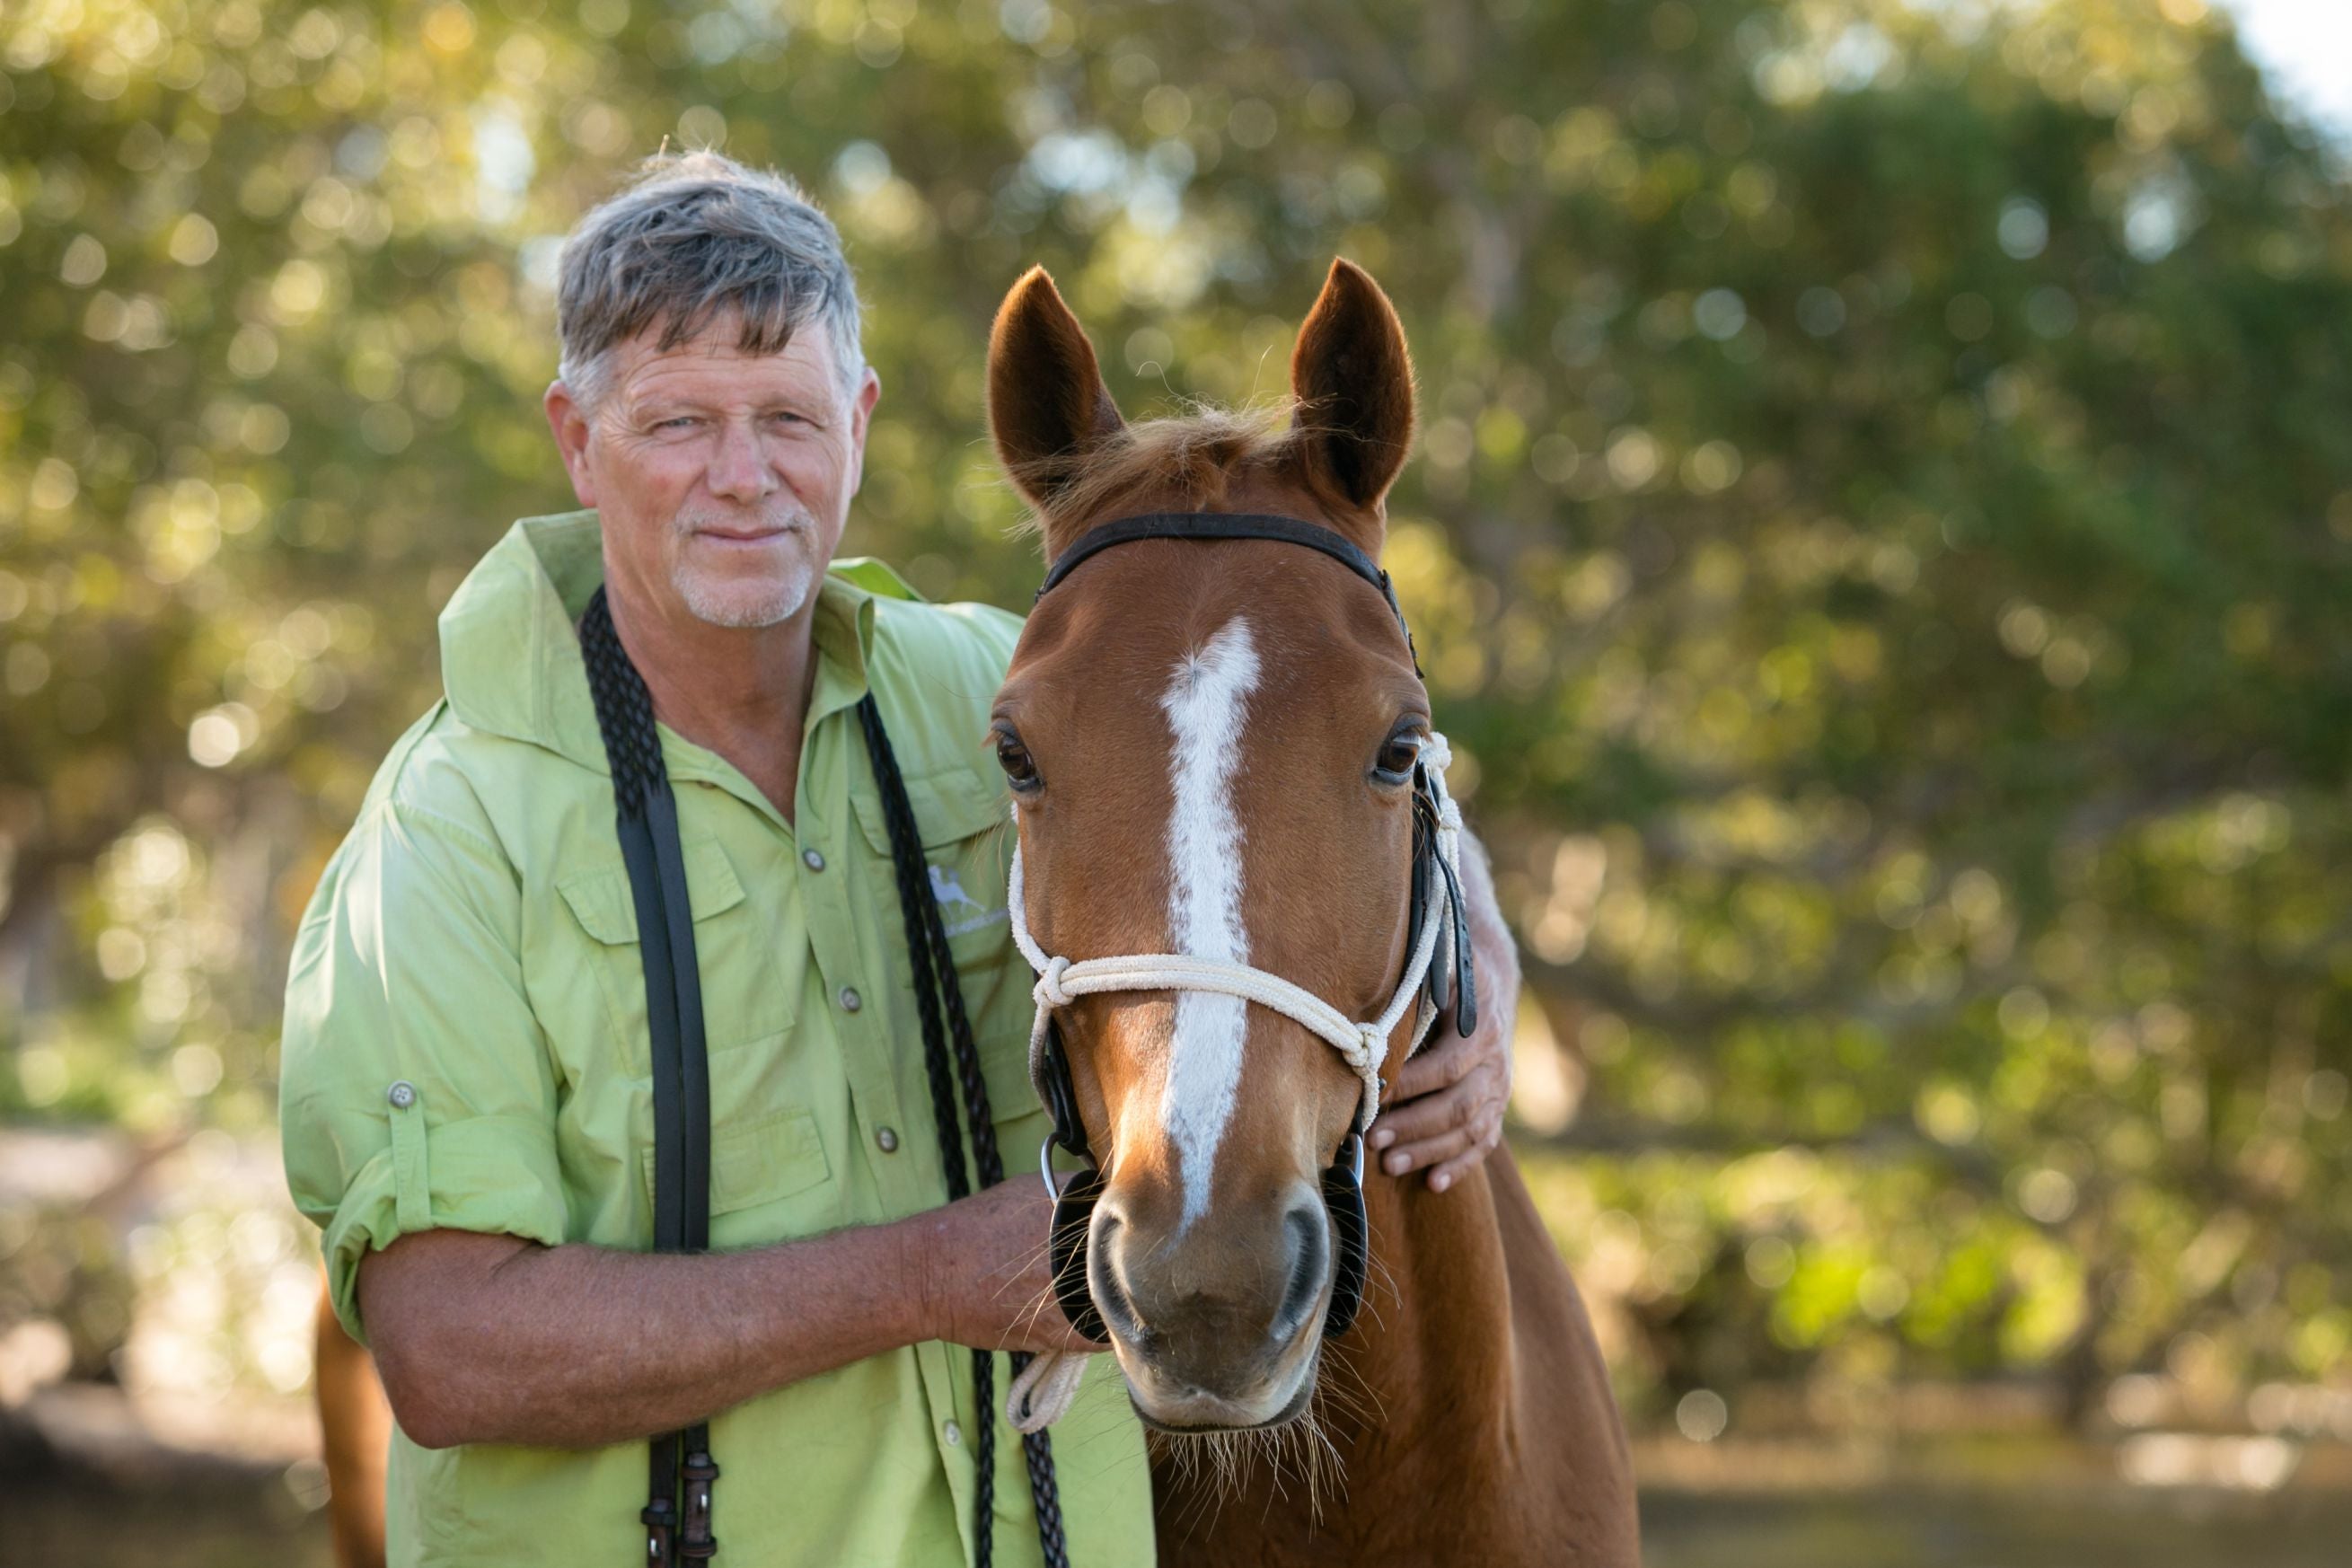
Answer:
[1322,1154,1518,1451]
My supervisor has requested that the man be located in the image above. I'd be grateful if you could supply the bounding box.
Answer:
[279,151,1516,1567]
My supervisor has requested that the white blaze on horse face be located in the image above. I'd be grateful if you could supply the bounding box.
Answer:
[1158,617,1261,1228]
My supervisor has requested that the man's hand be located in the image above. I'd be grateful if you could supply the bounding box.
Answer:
[900,1178,1103,1354]
[1370,829,1520,1194]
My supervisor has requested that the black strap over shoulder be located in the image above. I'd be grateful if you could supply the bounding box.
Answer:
[1035,511,1421,675]
[578,588,719,1566]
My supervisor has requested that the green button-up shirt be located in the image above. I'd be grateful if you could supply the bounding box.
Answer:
[278,512,1151,1568]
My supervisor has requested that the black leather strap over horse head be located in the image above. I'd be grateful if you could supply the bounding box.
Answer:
[1031,510,1476,1344]
[1036,511,1422,678]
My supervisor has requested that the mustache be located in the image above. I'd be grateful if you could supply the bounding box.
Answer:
[672,501,817,537]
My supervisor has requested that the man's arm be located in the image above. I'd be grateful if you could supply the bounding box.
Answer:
[360,1176,1088,1451]
[1370,826,1520,1191]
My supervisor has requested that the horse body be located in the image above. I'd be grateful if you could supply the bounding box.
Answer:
[988,260,1639,1565]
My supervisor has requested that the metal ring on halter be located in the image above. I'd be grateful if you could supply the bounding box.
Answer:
[1038,1134,1079,1201]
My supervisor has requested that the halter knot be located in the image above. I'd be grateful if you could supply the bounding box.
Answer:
[1035,955,1074,1009]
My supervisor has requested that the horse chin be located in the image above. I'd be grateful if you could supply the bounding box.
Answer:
[1119,1348,1320,1436]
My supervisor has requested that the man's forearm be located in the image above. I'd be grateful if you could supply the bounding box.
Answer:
[363,1217,921,1450]
[359,1173,1079,1451]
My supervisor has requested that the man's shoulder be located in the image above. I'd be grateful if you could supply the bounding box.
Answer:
[347,697,554,864]
[871,592,1024,674]
[862,571,1024,711]
[847,573,1026,798]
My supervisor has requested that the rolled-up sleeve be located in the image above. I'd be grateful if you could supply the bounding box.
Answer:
[280,791,568,1344]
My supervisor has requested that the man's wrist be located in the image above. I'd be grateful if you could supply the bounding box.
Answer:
[881,1206,943,1348]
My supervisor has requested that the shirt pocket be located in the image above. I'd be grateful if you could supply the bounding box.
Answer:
[849,769,1042,1142]
[556,837,794,1058]
[848,766,1019,986]
[637,1104,835,1248]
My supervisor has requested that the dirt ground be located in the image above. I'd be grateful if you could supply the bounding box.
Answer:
[6,1419,2351,1568]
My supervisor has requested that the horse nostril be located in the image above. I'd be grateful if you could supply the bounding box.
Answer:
[1273,1198,1331,1340]
[1087,1207,1151,1346]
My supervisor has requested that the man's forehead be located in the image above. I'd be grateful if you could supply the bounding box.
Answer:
[608,316,841,401]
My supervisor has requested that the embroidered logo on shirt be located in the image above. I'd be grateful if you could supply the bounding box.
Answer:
[929,864,1009,937]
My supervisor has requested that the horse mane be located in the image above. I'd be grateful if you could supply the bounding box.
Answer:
[1011,398,1303,537]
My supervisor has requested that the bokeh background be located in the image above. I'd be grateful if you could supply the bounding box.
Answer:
[3,0,2348,1562]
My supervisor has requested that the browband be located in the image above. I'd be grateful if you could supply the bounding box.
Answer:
[1035,512,1420,674]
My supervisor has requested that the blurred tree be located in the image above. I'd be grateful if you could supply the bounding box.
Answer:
[2,0,2348,1425]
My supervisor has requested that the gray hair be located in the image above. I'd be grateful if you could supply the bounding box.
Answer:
[555,150,864,412]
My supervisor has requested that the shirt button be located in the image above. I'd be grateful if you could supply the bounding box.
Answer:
[839,986,862,1013]
[387,1080,417,1110]
[943,1420,962,1448]
[802,848,825,872]
[876,1126,899,1153]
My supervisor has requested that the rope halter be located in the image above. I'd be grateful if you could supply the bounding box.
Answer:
[1012,732,1467,1136]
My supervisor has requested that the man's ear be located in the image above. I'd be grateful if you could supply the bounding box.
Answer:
[1290,259,1416,510]
[988,267,1124,513]
[544,381,598,508]
[844,366,883,501]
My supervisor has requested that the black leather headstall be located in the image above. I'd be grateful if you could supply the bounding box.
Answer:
[1035,510,1423,678]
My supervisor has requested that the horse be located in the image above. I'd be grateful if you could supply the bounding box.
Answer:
[985,258,1639,1566]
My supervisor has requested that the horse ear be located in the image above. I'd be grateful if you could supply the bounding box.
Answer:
[988,267,1125,514]
[1291,259,1416,511]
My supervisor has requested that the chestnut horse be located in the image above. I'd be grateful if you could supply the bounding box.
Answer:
[985,260,1636,1566]
[312,261,1637,1568]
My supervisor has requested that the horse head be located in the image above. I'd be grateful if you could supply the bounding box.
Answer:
[987,260,1435,1432]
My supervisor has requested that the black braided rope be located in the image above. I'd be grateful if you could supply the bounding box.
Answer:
[579,590,664,821]
[857,695,1072,1568]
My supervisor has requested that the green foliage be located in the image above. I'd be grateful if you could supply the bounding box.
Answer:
[2,0,2348,1420]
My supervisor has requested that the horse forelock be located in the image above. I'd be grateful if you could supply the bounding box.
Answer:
[1013,401,1306,554]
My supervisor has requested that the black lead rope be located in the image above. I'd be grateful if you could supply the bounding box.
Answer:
[577,588,1070,1568]
[857,694,1072,1568]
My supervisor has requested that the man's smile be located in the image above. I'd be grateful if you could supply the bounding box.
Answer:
[692,526,790,544]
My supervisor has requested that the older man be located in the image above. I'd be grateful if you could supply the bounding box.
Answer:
[279,152,1515,1567]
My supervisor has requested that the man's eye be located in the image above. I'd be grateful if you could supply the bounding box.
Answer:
[1371,730,1423,785]
[996,732,1042,793]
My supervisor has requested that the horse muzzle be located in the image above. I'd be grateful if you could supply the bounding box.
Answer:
[1046,1135,1368,1430]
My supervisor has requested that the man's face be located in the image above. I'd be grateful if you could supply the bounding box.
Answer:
[546,319,881,630]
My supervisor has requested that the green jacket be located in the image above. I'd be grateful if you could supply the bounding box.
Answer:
[279,512,1150,1567]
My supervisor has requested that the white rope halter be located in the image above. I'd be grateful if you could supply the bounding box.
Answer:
[1010,731,1467,1136]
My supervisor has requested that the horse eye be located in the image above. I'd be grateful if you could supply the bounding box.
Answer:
[1372,730,1423,786]
[996,730,1043,793]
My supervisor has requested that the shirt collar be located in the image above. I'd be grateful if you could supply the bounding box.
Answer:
[437,510,883,777]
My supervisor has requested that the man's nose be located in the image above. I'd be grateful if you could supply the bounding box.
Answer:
[704,419,776,501]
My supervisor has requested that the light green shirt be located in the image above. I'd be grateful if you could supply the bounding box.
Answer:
[278,512,1150,1568]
